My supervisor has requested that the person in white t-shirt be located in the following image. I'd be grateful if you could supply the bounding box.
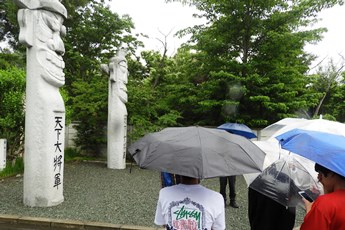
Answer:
[154,176,225,230]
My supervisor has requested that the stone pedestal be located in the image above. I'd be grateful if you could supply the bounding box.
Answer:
[15,0,67,207]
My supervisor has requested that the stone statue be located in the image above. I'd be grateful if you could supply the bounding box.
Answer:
[14,0,67,207]
[101,49,128,169]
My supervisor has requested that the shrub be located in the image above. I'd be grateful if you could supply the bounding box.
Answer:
[0,157,24,178]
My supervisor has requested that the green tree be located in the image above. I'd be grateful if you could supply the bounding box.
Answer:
[63,1,142,86]
[0,52,26,159]
[167,0,343,127]
[163,48,225,125]
[310,59,345,121]
[69,73,108,156]
[326,82,345,122]
[308,59,344,117]
[0,0,20,49]
[126,50,183,143]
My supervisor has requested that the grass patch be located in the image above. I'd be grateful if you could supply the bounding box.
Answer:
[64,147,104,162]
[64,147,81,161]
[0,157,24,178]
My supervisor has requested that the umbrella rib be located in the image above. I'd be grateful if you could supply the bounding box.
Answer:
[208,128,264,171]
[221,136,262,168]
[196,127,203,178]
[275,161,286,182]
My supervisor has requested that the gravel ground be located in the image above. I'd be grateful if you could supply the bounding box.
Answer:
[0,161,305,229]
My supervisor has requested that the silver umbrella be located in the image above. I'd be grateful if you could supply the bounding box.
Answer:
[128,126,266,179]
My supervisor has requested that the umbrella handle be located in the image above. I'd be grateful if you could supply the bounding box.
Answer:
[131,149,139,156]
[129,149,139,174]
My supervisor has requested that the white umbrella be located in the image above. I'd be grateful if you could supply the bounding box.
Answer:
[267,118,345,141]
[259,118,307,140]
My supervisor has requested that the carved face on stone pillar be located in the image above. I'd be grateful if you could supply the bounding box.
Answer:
[17,6,66,88]
[116,58,128,103]
[109,52,128,104]
[37,10,66,87]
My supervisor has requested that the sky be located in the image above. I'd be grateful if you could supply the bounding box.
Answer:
[109,0,203,56]
[110,1,345,67]
[305,4,345,69]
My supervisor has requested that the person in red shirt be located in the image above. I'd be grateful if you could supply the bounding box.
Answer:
[300,163,345,230]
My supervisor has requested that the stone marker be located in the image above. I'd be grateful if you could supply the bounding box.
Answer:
[0,139,6,171]
[101,49,128,169]
[14,0,67,207]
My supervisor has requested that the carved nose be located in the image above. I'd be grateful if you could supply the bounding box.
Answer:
[54,35,65,55]
[48,34,65,55]
[55,47,65,56]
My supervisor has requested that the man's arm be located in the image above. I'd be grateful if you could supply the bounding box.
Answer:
[211,200,226,230]
[154,193,166,227]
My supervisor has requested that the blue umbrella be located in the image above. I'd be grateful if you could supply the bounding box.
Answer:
[276,128,345,177]
[217,123,257,139]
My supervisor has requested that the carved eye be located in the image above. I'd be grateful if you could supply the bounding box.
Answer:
[60,25,66,37]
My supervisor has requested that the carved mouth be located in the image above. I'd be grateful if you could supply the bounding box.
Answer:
[45,50,65,82]
[119,84,127,92]
[38,48,65,85]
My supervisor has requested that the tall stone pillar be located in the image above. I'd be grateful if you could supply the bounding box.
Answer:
[101,49,128,169]
[14,0,67,207]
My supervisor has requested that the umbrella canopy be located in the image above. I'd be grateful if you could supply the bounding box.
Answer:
[268,119,345,141]
[217,123,257,139]
[245,119,345,186]
[249,156,321,207]
[128,126,266,179]
[259,118,307,140]
[243,141,320,189]
[276,128,345,177]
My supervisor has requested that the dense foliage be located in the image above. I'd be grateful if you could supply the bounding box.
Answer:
[0,52,26,158]
[165,0,344,127]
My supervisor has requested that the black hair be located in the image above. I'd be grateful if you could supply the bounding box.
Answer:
[181,175,197,181]
[315,163,345,180]
[180,175,200,184]
[315,163,332,177]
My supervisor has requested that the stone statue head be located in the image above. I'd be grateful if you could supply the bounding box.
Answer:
[14,0,67,18]
[109,49,128,103]
[16,0,67,87]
